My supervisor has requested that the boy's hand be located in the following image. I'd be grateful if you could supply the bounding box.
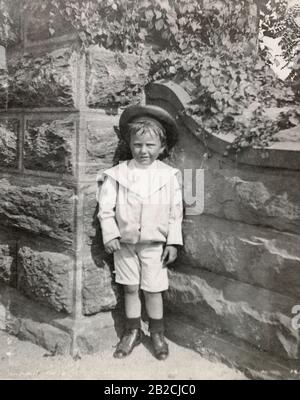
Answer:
[161,245,178,266]
[104,238,121,254]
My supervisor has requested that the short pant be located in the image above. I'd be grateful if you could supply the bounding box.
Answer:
[113,242,168,292]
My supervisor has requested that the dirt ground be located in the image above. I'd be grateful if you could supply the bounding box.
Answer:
[0,330,246,380]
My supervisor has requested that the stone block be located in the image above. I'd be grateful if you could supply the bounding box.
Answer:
[82,250,118,315]
[0,119,19,169]
[0,281,72,355]
[84,116,119,175]
[202,168,300,235]
[80,183,119,315]
[18,245,74,314]
[86,46,149,108]
[166,268,300,359]
[180,215,300,298]
[0,240,17,287]
[1,48,78,108]
[0,177,75,243]
[1,281,118,356]
[73,313,118,355]
[17,319,72,355]
[24,118,76,174]
[25,5,74,43]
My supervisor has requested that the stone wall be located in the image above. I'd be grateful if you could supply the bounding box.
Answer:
[0,1,149,352]
[146,82,300,364]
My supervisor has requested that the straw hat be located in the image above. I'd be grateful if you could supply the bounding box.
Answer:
[119,104,179,150]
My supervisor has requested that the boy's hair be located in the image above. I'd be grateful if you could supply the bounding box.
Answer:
[126,117,167,149]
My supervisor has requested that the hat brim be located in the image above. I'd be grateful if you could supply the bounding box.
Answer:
[119,105,179,149]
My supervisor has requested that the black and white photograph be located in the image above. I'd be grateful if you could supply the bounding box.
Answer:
[0,0,299,382]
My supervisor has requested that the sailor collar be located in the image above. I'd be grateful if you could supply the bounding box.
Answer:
[97,160,179,198]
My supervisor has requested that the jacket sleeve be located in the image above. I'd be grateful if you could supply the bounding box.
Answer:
[167,172,183,246]
[97,175,121,245]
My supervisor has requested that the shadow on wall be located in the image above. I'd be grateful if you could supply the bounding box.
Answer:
[90,193,124,338]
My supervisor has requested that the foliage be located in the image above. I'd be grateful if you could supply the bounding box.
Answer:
[148,44,300,152]
[0,120,18,166]
[260,0,288,37]
[21,0,258,52]
[260,0,300,98]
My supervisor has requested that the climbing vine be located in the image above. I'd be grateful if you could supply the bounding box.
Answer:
[20,0,258,52]
[148,44,300,152]
[260,0,300,98]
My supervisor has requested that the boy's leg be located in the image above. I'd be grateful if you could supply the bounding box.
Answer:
[144,290,169,361]
[113,244,143,358]
[114,284,143,359]
[143,290,163,319]
[124,284,141,328]
[137,243,169,360]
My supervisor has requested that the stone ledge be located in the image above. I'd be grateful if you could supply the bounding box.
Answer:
[165,313,300,380]
[0,176,75,243]
[1,48,78,109]
[146,81,300,171]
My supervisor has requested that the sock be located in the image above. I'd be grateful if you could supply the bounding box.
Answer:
[126,317,141,331]
[149,318,164,334]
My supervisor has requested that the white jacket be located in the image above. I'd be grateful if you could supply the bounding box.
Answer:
[97,160,183,246]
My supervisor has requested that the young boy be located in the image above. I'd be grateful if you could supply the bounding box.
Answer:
[97,105,183,361]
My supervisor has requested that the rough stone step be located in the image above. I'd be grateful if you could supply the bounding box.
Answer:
[0,282,117,356]
[166,267,300,360]
[165,313,300,380]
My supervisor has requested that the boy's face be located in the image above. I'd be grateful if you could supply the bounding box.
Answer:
[129,130,165,166]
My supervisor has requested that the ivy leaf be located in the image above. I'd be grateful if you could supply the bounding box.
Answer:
[106,34,114,47]
[254,60,265,70]
[138,31,145,40]
[200,77,209,87]
[210,60,220,69]
[170,25,178,35]
[248,101,260,112]
[229,80,238,91]
[191,22,198,32]
[155,19,164,31]
[289,115,299,125]
[178,17,186,26]
[145,9,154,20]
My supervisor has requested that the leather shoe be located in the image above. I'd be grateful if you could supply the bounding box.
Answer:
[151,332,169,360]
[113,328,142,359]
